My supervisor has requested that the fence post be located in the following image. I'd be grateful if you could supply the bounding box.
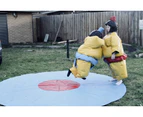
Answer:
[67,39,69,58]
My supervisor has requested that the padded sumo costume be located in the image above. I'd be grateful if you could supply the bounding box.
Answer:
[103,16,128,81]
[67,27,104,79]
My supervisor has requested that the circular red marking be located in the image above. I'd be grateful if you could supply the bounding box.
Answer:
[38,80,80,91]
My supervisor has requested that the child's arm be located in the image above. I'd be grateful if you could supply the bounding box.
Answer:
[111,35,120,60]
[111,35,120,54]
[111,51,119,59]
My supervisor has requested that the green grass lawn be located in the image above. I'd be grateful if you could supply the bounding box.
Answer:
[0,48,143,106]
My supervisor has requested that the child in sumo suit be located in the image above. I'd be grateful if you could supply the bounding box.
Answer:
[102,16,128,85]
[67,27,105,80]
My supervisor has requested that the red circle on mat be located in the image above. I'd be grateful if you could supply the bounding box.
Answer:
[38,80,80,91]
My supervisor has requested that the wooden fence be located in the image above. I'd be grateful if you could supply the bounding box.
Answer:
[36,11,143,46]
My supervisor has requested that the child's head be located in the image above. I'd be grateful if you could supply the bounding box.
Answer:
[89,27,104,38]
[105,16,117,33]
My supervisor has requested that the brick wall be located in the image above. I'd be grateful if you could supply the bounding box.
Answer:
[7,13,33,43]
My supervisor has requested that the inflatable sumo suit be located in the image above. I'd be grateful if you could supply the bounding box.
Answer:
[102,16,128,81]
[67,27,105,79]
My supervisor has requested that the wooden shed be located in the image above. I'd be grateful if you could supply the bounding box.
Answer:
[0,13,8,45]
[0,11,36,45]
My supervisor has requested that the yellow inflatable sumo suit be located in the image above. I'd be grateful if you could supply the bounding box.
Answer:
[103,17,128,82]
[67,27,105,80]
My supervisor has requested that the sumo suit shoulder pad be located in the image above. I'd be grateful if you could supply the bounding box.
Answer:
[84,36,104,48]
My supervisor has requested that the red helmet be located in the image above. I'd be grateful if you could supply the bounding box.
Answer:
[110,16,116,22]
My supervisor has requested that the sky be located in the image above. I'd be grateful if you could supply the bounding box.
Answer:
[0,0,143,11]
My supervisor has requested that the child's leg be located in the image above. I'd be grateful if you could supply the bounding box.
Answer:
[76,60,91,78]
[110,62,125,85]
[68,60,91,79]
[108,64,117,81]
[69,66,78,78]
[110,61,128,80]
[67,69,71,77]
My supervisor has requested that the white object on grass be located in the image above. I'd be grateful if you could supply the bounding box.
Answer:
[44,34,49,42]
